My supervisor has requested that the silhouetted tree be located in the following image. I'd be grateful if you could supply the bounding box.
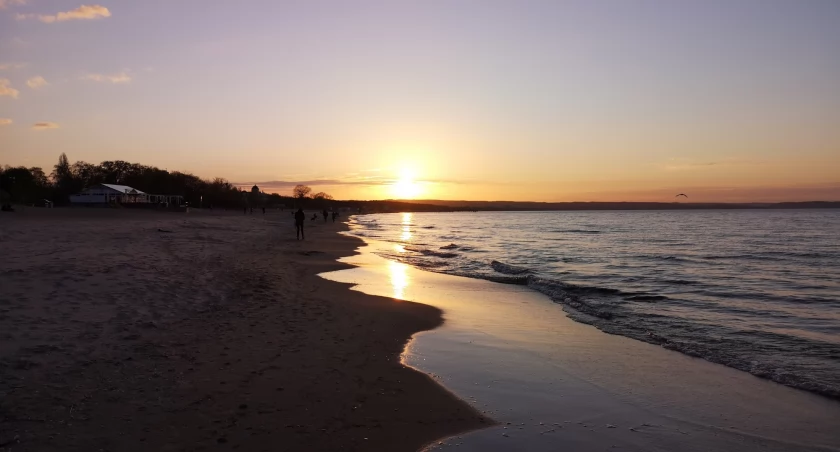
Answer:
[51,153,82,204]
[3,154,302,208]
[312,192,333,200]
[1,166,52,204]
[293,185,312,200]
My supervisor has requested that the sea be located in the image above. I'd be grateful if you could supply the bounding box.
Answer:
[347,210,840,398]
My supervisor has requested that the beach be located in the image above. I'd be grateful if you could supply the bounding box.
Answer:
[4,208,839,452]
[323,236,840,452]
[0,209,488,451]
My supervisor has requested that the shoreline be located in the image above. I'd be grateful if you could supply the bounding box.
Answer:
[322,232,840,452]
[346,210,840,401]
[0,209,489,451]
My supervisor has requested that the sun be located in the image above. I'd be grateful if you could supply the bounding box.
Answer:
[390,169,423,199]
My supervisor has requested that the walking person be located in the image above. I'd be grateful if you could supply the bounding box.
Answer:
[295,208,306,240]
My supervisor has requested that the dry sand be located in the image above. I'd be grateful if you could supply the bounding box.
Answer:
[0,209,489,451]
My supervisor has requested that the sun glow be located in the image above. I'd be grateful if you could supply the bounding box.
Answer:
[390,168,423,199]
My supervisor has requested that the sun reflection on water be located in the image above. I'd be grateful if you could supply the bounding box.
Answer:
[400,212,413,242]
[388,260,410,300]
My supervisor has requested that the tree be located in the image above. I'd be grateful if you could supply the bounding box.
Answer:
[52,153,71,185]
[2,153,304,208]
[312,192,333,200]
[51,153,79,204]
[0,166,52,204]
[293,184,312,199]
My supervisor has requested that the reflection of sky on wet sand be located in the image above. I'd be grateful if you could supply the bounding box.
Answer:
[400,212,412,242]
[388,260,410,300]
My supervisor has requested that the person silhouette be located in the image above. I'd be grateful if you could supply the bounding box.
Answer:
[294,208,305,240]
[322,209,328,222]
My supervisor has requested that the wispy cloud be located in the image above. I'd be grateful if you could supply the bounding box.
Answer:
[83,72,131,84]
[16,4,111,23]
[32,122,59,129]
[0,79,20,98]
[0,62,26,70]
[660,157,758,172]
[26,75,48,89]
[0,118,12,126]
[238,176,469,193]
[0,0,27,10]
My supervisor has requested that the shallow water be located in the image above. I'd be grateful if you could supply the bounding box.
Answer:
[348,210,840,398]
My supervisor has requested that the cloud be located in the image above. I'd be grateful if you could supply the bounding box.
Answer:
[16,4,111,23]
[26,75,48,89]
[83,72,131,84]
[0,62,26,70]
[0,79,20,98]
[0,118,11,125]
[660,157,758,172]
[0,0,27,10]
[241,179,392,190]
[32,122,59,129]
[238,176,471,194]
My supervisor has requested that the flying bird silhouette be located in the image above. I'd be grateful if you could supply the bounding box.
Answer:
[676,193,688,198]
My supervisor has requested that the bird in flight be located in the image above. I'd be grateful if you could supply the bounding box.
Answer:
[675,193,688,198]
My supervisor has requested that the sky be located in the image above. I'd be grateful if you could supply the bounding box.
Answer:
[1,0,839,202]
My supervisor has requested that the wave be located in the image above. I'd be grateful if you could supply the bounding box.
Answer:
[551,229,602,234]
[346,213,840,399]
[521,276,840,398]
[639,254,700,263]
[387,255,840,398]
[625,294,669,302]
[403,246,459,259]
[663,279,698,285]
[491,260,531,275]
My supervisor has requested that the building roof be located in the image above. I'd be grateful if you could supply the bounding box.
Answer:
[100,184,146,195]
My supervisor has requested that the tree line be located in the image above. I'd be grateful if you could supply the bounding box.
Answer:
[0,153,334,209]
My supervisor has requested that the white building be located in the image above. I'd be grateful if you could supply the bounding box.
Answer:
[70,184,148,205]
[70,183,185,207]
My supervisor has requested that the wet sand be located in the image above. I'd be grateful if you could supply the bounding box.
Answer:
[321,239,840,452]
[0,209,488,451]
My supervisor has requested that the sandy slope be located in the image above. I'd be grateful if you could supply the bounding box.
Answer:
[0,209,488,451]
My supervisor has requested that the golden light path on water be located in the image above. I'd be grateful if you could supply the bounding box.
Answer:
[400,212,412,242]
[389,214,414,299]
[388,260,410,300]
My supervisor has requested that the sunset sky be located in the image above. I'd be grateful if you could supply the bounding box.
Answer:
[1,0,839,202]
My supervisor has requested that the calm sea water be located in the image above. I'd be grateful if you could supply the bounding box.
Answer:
[348,210,840,398]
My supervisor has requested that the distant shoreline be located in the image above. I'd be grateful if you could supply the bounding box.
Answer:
[350,200,840,213]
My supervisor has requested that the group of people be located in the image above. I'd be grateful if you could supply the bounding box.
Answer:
[294,208,340,240]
